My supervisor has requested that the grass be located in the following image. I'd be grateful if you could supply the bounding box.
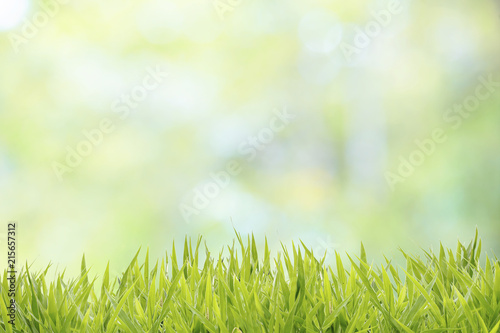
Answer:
[1,231,500,332]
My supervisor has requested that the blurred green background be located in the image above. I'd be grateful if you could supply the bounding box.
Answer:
[1,0,499,275]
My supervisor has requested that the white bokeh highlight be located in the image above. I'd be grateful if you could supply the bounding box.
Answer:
[0,0,30,31]
[298,9,343,54]
[136,0,184,45]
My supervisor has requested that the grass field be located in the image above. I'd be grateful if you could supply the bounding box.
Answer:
[1,231,500,332]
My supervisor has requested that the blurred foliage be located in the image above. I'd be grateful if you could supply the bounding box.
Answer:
[0,0,499,274]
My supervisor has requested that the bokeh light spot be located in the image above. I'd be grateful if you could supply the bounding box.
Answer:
[0,0,30,31]
[298,9,343,53]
